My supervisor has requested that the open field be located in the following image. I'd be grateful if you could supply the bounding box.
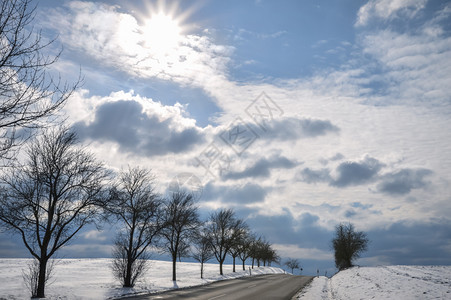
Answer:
[298,265,451,299]
[0,258,284,299]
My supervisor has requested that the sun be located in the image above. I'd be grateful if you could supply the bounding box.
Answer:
[143,12,182,54]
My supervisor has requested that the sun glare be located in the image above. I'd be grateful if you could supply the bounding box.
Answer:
[143,13,181,54]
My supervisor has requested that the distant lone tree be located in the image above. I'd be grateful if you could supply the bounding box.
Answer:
[0,127,108,298]
[332,222,369,271]
[284,258,300,274]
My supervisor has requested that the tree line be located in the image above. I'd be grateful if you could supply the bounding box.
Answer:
[0,1,281,297]
[0,127,279,297]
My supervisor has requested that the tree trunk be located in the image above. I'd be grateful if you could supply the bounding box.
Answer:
[252,257,254,269]
[200,262,204,279]
[219,260,223,275]
[232,256,236,272]
[257,259,260,267]
[36,258,48,298]
[172,253,177,281]
[124,258,133,287]
[242,259,245,271]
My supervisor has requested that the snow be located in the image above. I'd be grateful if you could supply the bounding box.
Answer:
[0,258,284,299]
[297,265,451,300]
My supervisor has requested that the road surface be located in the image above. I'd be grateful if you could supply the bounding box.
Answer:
[122,274,313,300]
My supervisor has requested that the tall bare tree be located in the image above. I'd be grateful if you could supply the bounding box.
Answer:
[0,0,80,162]
[191,229,214,279]
[0,127,108,298]
[160,190,199,281]
[206,209,246,275]
[237,232,254,271]
[106,166,161,287]
[228,226,248,272]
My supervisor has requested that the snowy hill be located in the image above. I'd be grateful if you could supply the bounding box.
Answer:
[0,258,284,299]
[297,265,451,299]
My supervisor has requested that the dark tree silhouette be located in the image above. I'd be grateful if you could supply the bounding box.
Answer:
[228,226,248,273]
[0,0,80,162]
[107,166,161,287]
[191,229,214,279]
[332,222,369,271]
[237,231,254,271]
[0,127,108,298]
[160,191,199,281]
[284,258,300,274]
[206,209,246,275]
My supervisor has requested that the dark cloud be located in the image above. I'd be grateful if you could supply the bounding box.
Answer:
[298,167,331,183]
[365,219,451,265]
[223,155,298,180]
[377,168,433,196]
[330,156,384,187]
[73,100,204,156]
[225,183,268,204]
[330,153,345,161]
[298,157,431,196]
[264,117,340,141]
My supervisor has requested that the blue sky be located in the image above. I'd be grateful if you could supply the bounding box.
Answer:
[1,0,451,276]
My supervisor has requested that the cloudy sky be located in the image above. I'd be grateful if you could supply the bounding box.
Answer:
[1,0,451,275]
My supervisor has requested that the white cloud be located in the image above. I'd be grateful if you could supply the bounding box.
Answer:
[83,230,107,241]
[362,29,451,104]
[44,1,233,92]
[273,244,333,261]
[356,0,428,26]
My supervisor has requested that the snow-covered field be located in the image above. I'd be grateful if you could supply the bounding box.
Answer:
[0,258,284,299]
[298,265,451,299]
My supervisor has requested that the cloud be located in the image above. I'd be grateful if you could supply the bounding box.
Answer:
[82,230,107,242]
[298,167,331,184]
[202,182,268,205]
[72,93,205,157]
[265,117,340,141]
[223,155,298,180]
[331,156,384,188]
[273,244,333,261]
[356,0,428,26]
[44,1,233,90]
[377,168,433,196]
[365,219,451,265]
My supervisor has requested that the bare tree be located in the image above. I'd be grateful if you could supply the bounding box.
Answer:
[260,241,279,267]
[249,235,262,269]
[191,229,214,279]
[22,258,55,297]
[206,209,246,275]
[284,258,300,274]
[237,232,254,271]
[106,166,161,287]
[228,226,248,272]
[0,0,80,162]
[160,190,199,281]
[332,222,369,271]
[0,127,108,298]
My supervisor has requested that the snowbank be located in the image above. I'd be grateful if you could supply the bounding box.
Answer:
[0,258,284,299]
[297,265,451,299]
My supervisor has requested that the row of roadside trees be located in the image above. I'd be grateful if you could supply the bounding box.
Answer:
[0,1,280,297]
[0,127,279,298]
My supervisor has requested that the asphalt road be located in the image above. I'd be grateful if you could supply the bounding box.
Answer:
[122,274,314,300]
